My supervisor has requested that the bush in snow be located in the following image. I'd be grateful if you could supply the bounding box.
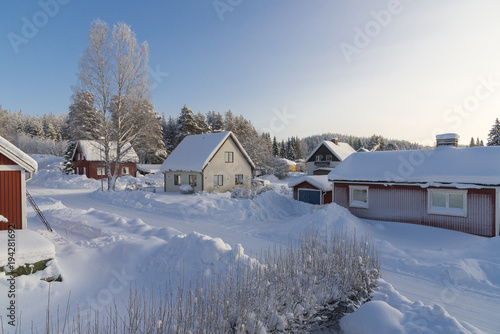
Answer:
[231,185,273,199]
[41,228,379,333]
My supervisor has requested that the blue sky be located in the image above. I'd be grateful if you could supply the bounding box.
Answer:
[2,0,500,145]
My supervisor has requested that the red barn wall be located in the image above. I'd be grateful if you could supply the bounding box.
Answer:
[0,170,22,231]
[333,182,496,237]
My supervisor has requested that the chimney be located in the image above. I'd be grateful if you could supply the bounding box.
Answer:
[436,133,459,147]
[331,137,339,145]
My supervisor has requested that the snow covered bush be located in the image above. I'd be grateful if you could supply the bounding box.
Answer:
[231,185,273,199]
[43,228,379,333]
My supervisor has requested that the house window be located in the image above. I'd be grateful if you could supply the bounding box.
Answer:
[214,175,223,187]
[225,151,234,163]
[189,175,197,187]
[77,153,80,160]
[83,167,86,175]
[428,189,467,217]
[349,185,369,209]
[235,174,244,185]
[76,167,79,174]
[326,155,333,161]
[97,167,105,176]
[174,174,181,186]
[316,155,323,161]
[122,167,129,175]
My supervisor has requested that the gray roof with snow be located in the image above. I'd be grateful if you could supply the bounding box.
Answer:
[328,146,500,187]
[305,140,356,162]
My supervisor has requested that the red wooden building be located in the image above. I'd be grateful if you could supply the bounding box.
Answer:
[289,175,332,205]
[328,134,500,237]
[0,136,38,231]
[72,140,139,179]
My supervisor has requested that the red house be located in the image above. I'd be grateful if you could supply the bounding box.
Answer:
[289,175,332,205]
[72,140,139,179]
[328,134,500,237]
[0,136,38,231]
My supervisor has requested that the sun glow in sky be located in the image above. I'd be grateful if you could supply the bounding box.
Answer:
[2,0,500,145]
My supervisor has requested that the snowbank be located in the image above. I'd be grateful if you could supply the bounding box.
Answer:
[340,279,483,334]
[0,230,55,268]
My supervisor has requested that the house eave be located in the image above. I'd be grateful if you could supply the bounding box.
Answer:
[329,179,500,189]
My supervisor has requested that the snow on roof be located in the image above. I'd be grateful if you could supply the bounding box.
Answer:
[436,133,460,140]
[160,131,255,173]
[75,140,139,162]
[137,164,162,174]
[306,140,356,162]
[281,158,296,166]
[0,135,38,172]
[288,175,332,191]
[328,146,500,186]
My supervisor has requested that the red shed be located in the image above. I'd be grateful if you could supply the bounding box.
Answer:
[328,134,500,237]
[72,140,139,179]
[0,136,38,231]
[289,175,332,205]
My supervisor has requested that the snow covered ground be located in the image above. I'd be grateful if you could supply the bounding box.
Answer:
[1,155,499,333]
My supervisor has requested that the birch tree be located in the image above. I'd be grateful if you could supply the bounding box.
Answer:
[77,19,150,191]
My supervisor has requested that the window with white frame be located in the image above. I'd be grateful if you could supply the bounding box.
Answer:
[214,175,223,187]
[235,174,244,185]
[225,151,234,163]
[174,174,181,185]
[316,155,323,161]
[326,155,333,161]
[97,167,105,176]
[428,189,467,217]
[349,185,369,209]
[122,167,129,175]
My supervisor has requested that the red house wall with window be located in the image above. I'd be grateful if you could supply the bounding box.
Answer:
[333,182,496,237]
[73,146,137,179]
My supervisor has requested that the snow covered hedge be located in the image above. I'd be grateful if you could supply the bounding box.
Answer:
[46,228,379,333]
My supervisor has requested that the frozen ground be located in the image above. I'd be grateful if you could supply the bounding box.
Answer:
[1,155,499,333]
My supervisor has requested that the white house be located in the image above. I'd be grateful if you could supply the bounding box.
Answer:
[305,138,356,175]
[160,131,255,193]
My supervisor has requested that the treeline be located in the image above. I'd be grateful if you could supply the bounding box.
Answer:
[0,106,67,155]
[303,133,426,154]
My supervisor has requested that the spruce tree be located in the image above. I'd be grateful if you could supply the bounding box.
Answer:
[469,137,476,147]
[487,118,500,146]
[272,136,279,156]
[62,141,77,174]
[163,116,180,154]
[178,105,203,141]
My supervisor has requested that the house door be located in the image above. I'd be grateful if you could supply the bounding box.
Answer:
[298,189,321,205]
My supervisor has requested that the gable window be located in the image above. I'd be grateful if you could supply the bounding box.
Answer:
[326,155,333,161]
[428,189,467,217]
[174,174,181,186]
[189,175,197,187]
[225,151,234,163]
[214,175,223,187]
[349,185,369,209]
[97,167,105,176]
[316,155,323,162]
[77,153,81,160]
[235,174,244,185]
[122,167,129,175]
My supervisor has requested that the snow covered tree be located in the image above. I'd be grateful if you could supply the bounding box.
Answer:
[25,115,44,138]
[487,118,500,146]
[65,90,101,141]
[476,137,484,146]
[195,112,211,134]
[77,19,150,191]
[163,115,180,154]
[272,136,279,157]
[62,141,77,174]
[177,105,204,141]
[279,140,286,158]
[224,110,235,132]
[385,142,398,151]
[130,99,166,164]
[206,111,224,132]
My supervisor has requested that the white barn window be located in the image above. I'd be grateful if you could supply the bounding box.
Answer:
[428,189,467,217]
[349,185,369,209]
